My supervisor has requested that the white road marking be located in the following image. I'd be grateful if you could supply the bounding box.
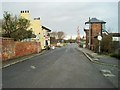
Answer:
[100,69,115,77]
[30,65,36,69]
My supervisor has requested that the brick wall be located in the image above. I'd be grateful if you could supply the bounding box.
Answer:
[91,23,102,50]
[0,38,15,61]
[14,41,41,58]
[0,37,41,61]
[84,29,89,48]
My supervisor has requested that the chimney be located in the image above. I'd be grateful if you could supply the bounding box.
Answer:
[38,17,40,20]
[21,10,29,13]
[21,11,24,13]
[34,17,40,20]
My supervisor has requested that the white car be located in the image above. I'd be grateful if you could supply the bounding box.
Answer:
[51,46,55,49]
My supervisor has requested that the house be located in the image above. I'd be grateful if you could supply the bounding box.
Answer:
[84,17,106,50]
[20,10,51,49]
[42,25,51,49]
[109,33,120,41]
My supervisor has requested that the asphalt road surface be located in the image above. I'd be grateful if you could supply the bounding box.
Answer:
[2,43,115,88]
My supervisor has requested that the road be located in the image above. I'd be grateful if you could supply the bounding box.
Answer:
[2,43,115,88]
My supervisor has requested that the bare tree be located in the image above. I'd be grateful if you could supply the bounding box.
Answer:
[57,31,65,39]
[50,31,57,37]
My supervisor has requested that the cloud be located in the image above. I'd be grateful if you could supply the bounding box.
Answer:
[2,2,118,36]
[52,16,73,22]
[2,0,119,2]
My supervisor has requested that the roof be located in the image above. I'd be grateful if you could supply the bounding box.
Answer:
[84,29,89,31]
[85,18,106,24]
[42,26,51,32]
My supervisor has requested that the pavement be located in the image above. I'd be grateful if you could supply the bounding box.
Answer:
[78,47,119,67]
[77,46,119,88]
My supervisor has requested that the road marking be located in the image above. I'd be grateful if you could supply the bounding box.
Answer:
[30,65,36,69]
[100,69,115,77]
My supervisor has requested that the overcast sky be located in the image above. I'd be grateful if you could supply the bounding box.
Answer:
[1,1,118,38]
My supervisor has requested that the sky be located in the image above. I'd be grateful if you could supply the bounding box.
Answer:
[1,0,119,39]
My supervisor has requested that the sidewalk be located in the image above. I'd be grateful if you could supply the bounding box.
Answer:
[77,46,119,88]
[78,47,119,68]
[2,50,46,69]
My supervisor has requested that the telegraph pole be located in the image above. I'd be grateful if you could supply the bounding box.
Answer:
[89,17,91,50]
[97,32,102,53]
[77,26,80,44]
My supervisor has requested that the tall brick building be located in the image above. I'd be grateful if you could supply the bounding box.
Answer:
[84,18,106,50]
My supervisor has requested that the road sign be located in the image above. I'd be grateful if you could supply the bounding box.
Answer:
[97,35,102,41]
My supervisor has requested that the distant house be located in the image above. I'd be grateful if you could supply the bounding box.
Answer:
[20,10,51,49]
[42,26,51,49]
[109,33,120,41]
[84,18,106,50]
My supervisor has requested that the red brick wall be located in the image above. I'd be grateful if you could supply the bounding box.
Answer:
[91,23,102,50]
[0,38,41,61]
[14,41,41,58]
[0,38,15,61]
[85,30,89,48]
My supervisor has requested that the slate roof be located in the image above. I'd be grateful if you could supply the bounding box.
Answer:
[85,18,106,24]
[42,26,51,32]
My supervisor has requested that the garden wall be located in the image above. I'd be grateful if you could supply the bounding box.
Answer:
[0,37,41,61]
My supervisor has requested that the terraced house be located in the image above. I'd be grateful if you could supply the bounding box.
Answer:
[20,10,51,49]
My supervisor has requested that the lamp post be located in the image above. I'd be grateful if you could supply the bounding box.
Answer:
[97,33,102,53]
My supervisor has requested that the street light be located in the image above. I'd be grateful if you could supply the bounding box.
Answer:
[97,33,102,53]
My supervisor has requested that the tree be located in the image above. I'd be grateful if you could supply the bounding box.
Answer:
[101,34,113,53]
[50,31,57,38]
[57,31,65,39]
[2,11,33,41]
[94,34,113,53]
[0,19,2,37]
[2,11,17,37]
